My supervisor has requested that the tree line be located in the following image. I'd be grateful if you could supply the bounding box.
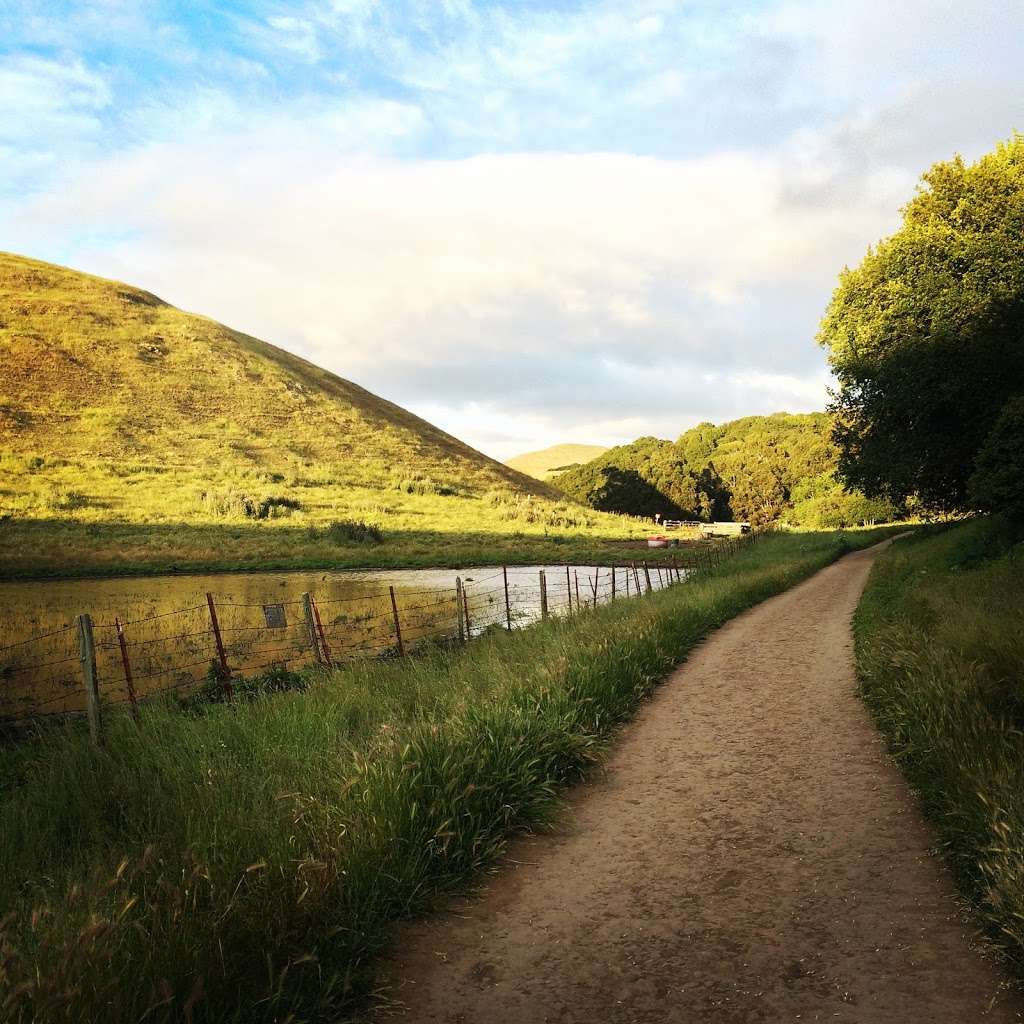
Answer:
[551,413,900,529]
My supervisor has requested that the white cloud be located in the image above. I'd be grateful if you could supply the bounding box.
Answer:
[7,127,902,452]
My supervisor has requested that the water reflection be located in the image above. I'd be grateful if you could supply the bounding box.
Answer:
[0,563,684,720]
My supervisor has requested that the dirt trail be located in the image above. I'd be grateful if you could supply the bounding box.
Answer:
[375,541,1023,1023]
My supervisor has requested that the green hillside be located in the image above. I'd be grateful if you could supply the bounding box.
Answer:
[552,413,903,528]
[506,443,609,480]
[0,253,652,576]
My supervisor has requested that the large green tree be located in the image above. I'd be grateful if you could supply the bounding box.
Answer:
[969,397,1024,518]
[818,135,1024,512]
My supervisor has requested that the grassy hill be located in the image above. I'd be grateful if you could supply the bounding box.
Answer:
[506,443,609,480]
[0,253,653,576]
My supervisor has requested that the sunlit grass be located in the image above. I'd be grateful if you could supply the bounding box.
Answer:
[855,517,1024,975]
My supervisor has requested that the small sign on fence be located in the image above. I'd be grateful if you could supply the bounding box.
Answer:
[262,603,287,629]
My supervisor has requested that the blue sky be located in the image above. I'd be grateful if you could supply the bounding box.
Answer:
[2,1,1022,456]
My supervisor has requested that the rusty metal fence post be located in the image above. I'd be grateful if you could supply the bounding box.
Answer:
[389,586,405,656]
[205,593,233,701]
[310,594,334,670]
[114,617,140,723]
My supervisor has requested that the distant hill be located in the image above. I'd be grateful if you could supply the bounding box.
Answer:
[551,414,902,529]
[506,444,609,480]
[0,252,557,526]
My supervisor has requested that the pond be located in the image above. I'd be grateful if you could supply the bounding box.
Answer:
[0,562,683,720]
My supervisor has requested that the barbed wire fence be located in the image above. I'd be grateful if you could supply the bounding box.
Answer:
[0,534,759,743]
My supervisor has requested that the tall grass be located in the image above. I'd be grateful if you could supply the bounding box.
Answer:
[855,517,1024,973]
[0,528,898,1023]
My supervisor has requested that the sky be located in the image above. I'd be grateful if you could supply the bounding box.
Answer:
[2,1,1022,459]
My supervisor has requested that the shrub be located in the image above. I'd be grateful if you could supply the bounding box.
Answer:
[45,488,89,512]
[392,473,460,497]
[180,664,308,709]
[484,487,517,507]
[318,519,383,544]
[200,489,301,520]
[256,496,301,519]
[786,472,901,529]
[494,495,594,529]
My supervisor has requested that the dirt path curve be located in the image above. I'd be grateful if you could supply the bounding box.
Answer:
[374,541,1023,1023]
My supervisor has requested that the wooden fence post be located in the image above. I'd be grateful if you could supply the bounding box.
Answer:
[205,593,233,701]
[76,613,102,746]
[389,586,405,656]
[114,617,140,723]
[611,566,616,601]
[455,577,466,642]
[574,570,581,611]
[302,592,322,666]
[565,565,572,613]
[625,566,631,597]
[592,567,599,608]
[503,566,512,631]
[539,570,548,620]
[642,561,653,594]
[632,561,642,595]
[309,594,334,670]
[462,585,473,639]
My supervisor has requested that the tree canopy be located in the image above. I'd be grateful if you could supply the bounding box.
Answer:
[969,397,1024,519]
[818,134,1024,513]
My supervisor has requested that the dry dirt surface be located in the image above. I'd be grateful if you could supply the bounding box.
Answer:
[373,541,1023,1023]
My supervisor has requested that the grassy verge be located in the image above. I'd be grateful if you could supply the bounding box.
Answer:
[0,518,694,580]
[0,527,899,1022]
[854,517,1024,974]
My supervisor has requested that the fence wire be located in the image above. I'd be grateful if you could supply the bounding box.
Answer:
[0,535,757,725]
